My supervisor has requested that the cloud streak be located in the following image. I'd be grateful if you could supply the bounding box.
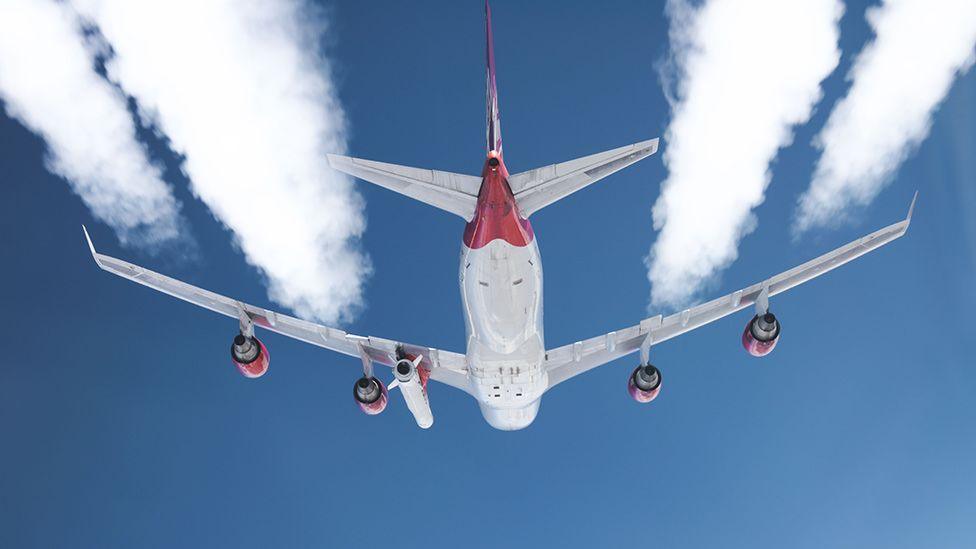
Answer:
[795,0,976,233]
[0,0,184,247]
[71,0,369,323]
[648,0,843,309]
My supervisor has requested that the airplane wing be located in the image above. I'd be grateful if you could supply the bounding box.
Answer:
[544,192,917,389]
[508,138,659,217]
[82,227,472,395]
[327,154,481,220]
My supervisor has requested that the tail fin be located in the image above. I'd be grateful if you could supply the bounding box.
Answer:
[485,1,502,156]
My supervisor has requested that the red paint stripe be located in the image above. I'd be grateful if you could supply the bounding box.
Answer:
[463,154,534,249]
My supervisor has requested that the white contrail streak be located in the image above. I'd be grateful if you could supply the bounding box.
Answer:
[647,0,843,309]
[795,0,976,233]
[0,0,184,247]
[71,0,369,323]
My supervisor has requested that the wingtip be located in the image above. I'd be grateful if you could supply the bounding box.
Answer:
[907,190,919,223]
[325,153,346,169]
[633,138,660,155]
[82,225,100,266]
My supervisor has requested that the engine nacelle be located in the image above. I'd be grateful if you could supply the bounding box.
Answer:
[742,312,781,357]
[231,334,269,378]
[628,364,662,403]
[353,376,388,415]
[394,358,434,429]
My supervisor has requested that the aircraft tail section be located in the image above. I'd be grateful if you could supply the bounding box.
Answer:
[486,0,502,156]
[330,4,660,223]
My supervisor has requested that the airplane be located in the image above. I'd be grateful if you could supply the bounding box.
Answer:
[83,1,915,430]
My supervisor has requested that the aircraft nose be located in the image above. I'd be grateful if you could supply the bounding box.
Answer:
[479,400,540,430]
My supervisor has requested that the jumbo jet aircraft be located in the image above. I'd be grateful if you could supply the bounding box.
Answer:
[83,2,914,430]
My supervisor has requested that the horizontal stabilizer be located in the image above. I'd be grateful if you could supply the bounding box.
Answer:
[509,138,658,217]
[327,154,481,220]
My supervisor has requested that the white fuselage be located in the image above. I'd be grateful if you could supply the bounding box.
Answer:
[460,238,547,429]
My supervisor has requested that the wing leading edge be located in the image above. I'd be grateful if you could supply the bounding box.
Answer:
[82,227,472,394]
[545,192,918,389]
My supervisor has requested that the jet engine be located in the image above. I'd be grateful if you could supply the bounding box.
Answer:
[742,312,781,357]
[628,364,662,403]
[394,357,434,428]
[231,333,269,378]
[353,376,388,415]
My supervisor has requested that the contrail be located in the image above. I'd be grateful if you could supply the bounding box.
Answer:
[647,0,843,309]
[71,0,370,324]
[795,0,976,233]
[0,0,184,247]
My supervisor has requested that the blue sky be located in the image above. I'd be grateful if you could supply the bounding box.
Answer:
[1,1,975,547]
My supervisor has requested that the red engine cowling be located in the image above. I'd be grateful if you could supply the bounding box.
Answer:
[742,312,781,357]
[628,364,662,403]
[231,334,270,378]
[354,376,389,415]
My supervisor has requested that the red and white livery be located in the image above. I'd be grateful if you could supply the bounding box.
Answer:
[84,2,914,430]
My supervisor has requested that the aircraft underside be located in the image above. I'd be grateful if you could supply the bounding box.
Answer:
[461,237,546,430]
[82,1,914,431]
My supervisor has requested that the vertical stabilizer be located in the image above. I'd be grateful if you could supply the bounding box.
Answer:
[485,1,502,156]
